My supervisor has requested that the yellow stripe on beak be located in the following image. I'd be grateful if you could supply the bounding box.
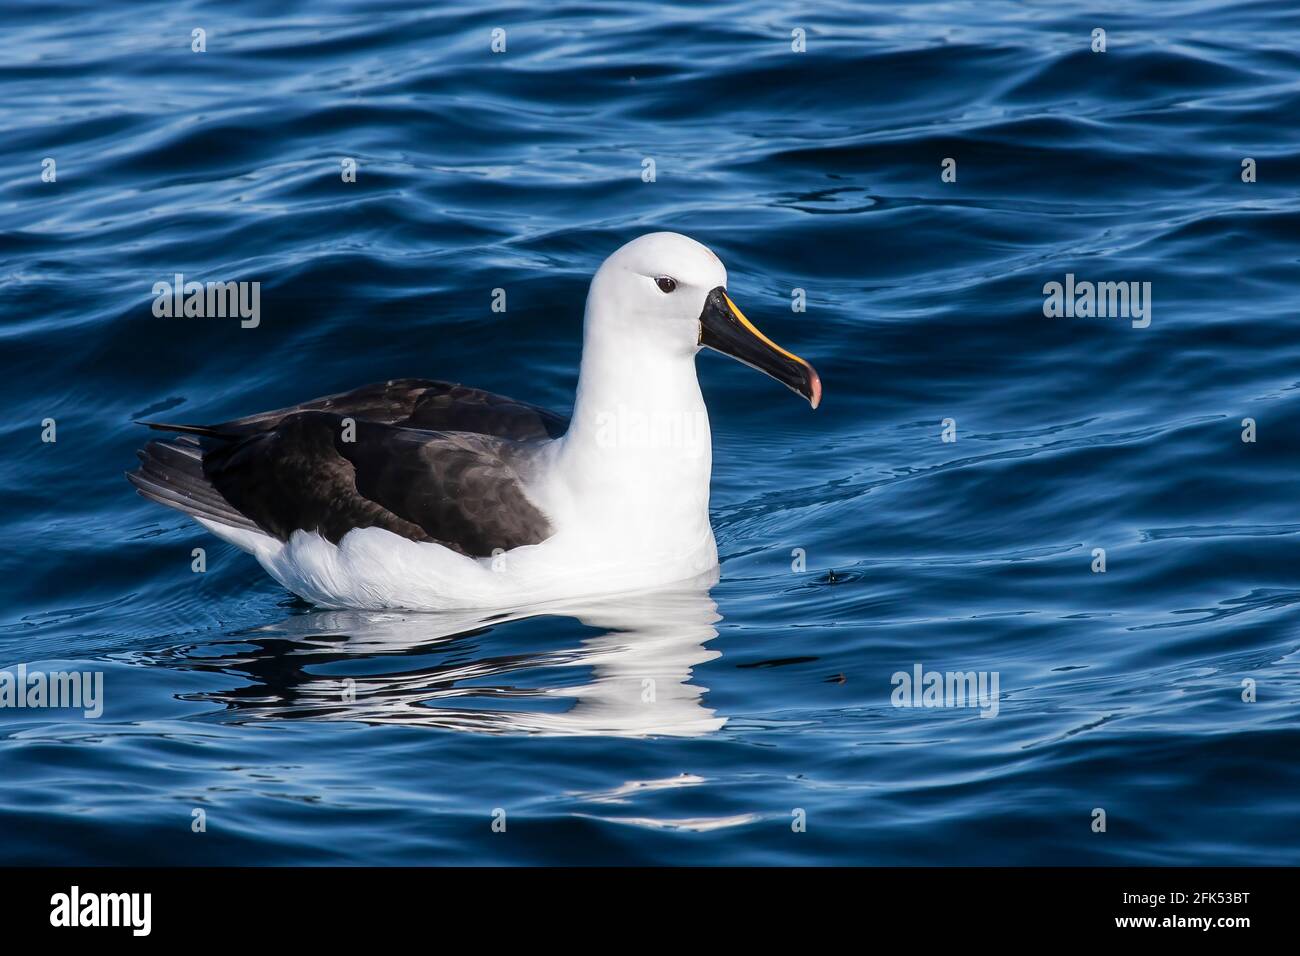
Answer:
[723,292,812,369]
[700,288,822,409]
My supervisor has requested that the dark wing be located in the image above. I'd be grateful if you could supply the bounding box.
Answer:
[128,381,562,556]
[204,379,568,441]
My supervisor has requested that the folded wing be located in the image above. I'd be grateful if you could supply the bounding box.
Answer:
[128,379,565,557]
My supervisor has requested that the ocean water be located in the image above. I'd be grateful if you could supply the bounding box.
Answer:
[1,0,1298,865]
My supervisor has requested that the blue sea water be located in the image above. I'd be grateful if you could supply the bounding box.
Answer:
[1,0,1298,865]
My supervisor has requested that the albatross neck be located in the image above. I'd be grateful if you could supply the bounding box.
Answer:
[540,304,718,569]
[556,321,712,484]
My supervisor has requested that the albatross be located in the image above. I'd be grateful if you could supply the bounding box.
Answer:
[128,232,821,610]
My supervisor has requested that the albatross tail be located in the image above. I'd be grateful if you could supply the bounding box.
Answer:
[126,433,261,533]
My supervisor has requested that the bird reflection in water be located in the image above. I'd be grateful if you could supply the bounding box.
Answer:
[173,570,724,737]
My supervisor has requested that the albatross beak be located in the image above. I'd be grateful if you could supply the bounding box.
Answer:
[698,286,822,409]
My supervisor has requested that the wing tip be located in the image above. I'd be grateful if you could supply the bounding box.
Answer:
[135,419,226,438]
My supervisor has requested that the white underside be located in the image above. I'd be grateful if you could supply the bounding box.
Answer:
[197,517,719,611]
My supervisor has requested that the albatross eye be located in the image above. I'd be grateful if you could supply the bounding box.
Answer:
[655,276,677,294]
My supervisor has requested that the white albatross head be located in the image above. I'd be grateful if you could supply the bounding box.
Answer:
[584,232,821,408]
